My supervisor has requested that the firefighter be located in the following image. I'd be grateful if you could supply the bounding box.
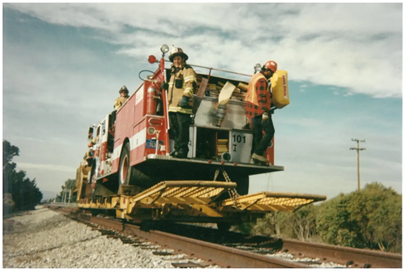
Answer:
[167,46,197,158]
[84,143,95,166]
[91,134,99,145]
[114,85,130,111]
[111,85,130,125]
[245,60,277,164]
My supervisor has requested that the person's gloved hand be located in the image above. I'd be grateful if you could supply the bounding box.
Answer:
[262,112,270,124]
[170,66,176,74]
[179,96,190,108]
[161,82,169,90]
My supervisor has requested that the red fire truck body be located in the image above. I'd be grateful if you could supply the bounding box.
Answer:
[74,45,329,226]
[87,48,283,198]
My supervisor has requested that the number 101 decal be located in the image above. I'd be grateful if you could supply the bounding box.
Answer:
[232,134,246,152]
[232,134,246,143]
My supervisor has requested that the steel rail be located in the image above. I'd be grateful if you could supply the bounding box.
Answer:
[282,239,402,268]
[88,216,308,268]
[50,206,402,268]
[51,206,305,267]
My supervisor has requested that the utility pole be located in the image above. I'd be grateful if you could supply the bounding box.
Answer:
[350,138,366,191]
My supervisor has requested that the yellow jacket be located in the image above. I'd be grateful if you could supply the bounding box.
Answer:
[167,65,196,114]
[114,95,129,110]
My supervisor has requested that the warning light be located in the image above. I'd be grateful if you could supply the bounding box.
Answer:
[148,55,157,64]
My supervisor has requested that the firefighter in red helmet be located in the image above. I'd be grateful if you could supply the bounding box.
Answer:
[245,60,277,165]
[114,85,130,111]
[167,46,197,158]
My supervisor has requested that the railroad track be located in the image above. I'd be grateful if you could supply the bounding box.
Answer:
[49,205,402,268]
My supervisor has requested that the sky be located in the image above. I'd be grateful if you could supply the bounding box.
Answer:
[2,2,403,201]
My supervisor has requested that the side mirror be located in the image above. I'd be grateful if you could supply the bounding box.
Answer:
[88,127,94,140]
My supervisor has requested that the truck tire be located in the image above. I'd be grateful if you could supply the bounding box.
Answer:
[118,143,131,192]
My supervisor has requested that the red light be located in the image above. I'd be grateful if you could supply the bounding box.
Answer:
[148,55,157,64]
[221,161,225,165]
[208,160,212,164]
[234,162,237,166]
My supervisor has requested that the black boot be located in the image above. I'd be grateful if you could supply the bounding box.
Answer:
[170,149,178,157]
[175,148,188,158]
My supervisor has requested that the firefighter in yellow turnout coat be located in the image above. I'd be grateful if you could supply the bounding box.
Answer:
[167,46,197,158]
[114,86,130,111]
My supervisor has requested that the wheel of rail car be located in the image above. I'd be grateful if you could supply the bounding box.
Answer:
[118,143,131,192]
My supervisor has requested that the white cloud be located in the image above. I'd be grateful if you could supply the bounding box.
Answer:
[5,3,402,98]
[3,3,402,199]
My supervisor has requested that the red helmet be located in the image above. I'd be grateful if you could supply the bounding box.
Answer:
[264,60,278,73]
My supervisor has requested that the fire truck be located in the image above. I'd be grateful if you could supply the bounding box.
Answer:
[74,44,326,227]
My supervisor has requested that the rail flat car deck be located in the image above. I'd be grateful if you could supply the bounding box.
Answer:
[78,180,326,223]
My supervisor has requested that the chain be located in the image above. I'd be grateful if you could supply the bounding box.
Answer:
[213,168,240,209]
[213,169,219,181]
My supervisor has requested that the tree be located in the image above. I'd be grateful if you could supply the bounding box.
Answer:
[251,182,401,254]
[253,205,320,241]
[3,140,43,214]
[347,183,402,252]
[317,183,402,253]
[288,205,319,241]
[252,212,282,237]
[316,193,359,246]
[3,141,19,194]
[3,193,15,215]
[3,140,19,168]
[58,179,76,202]
[64,179,76,190]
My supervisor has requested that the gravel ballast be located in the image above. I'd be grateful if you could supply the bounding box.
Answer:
[3,206,345,268]
[3,206,202,268]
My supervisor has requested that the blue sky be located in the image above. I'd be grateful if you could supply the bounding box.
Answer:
[2,3,402,201]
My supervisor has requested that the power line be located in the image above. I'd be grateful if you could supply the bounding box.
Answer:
[349,138,366,191]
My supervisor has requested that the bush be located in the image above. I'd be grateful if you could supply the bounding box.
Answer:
[317,183,402,253]
[251,183,401,253]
